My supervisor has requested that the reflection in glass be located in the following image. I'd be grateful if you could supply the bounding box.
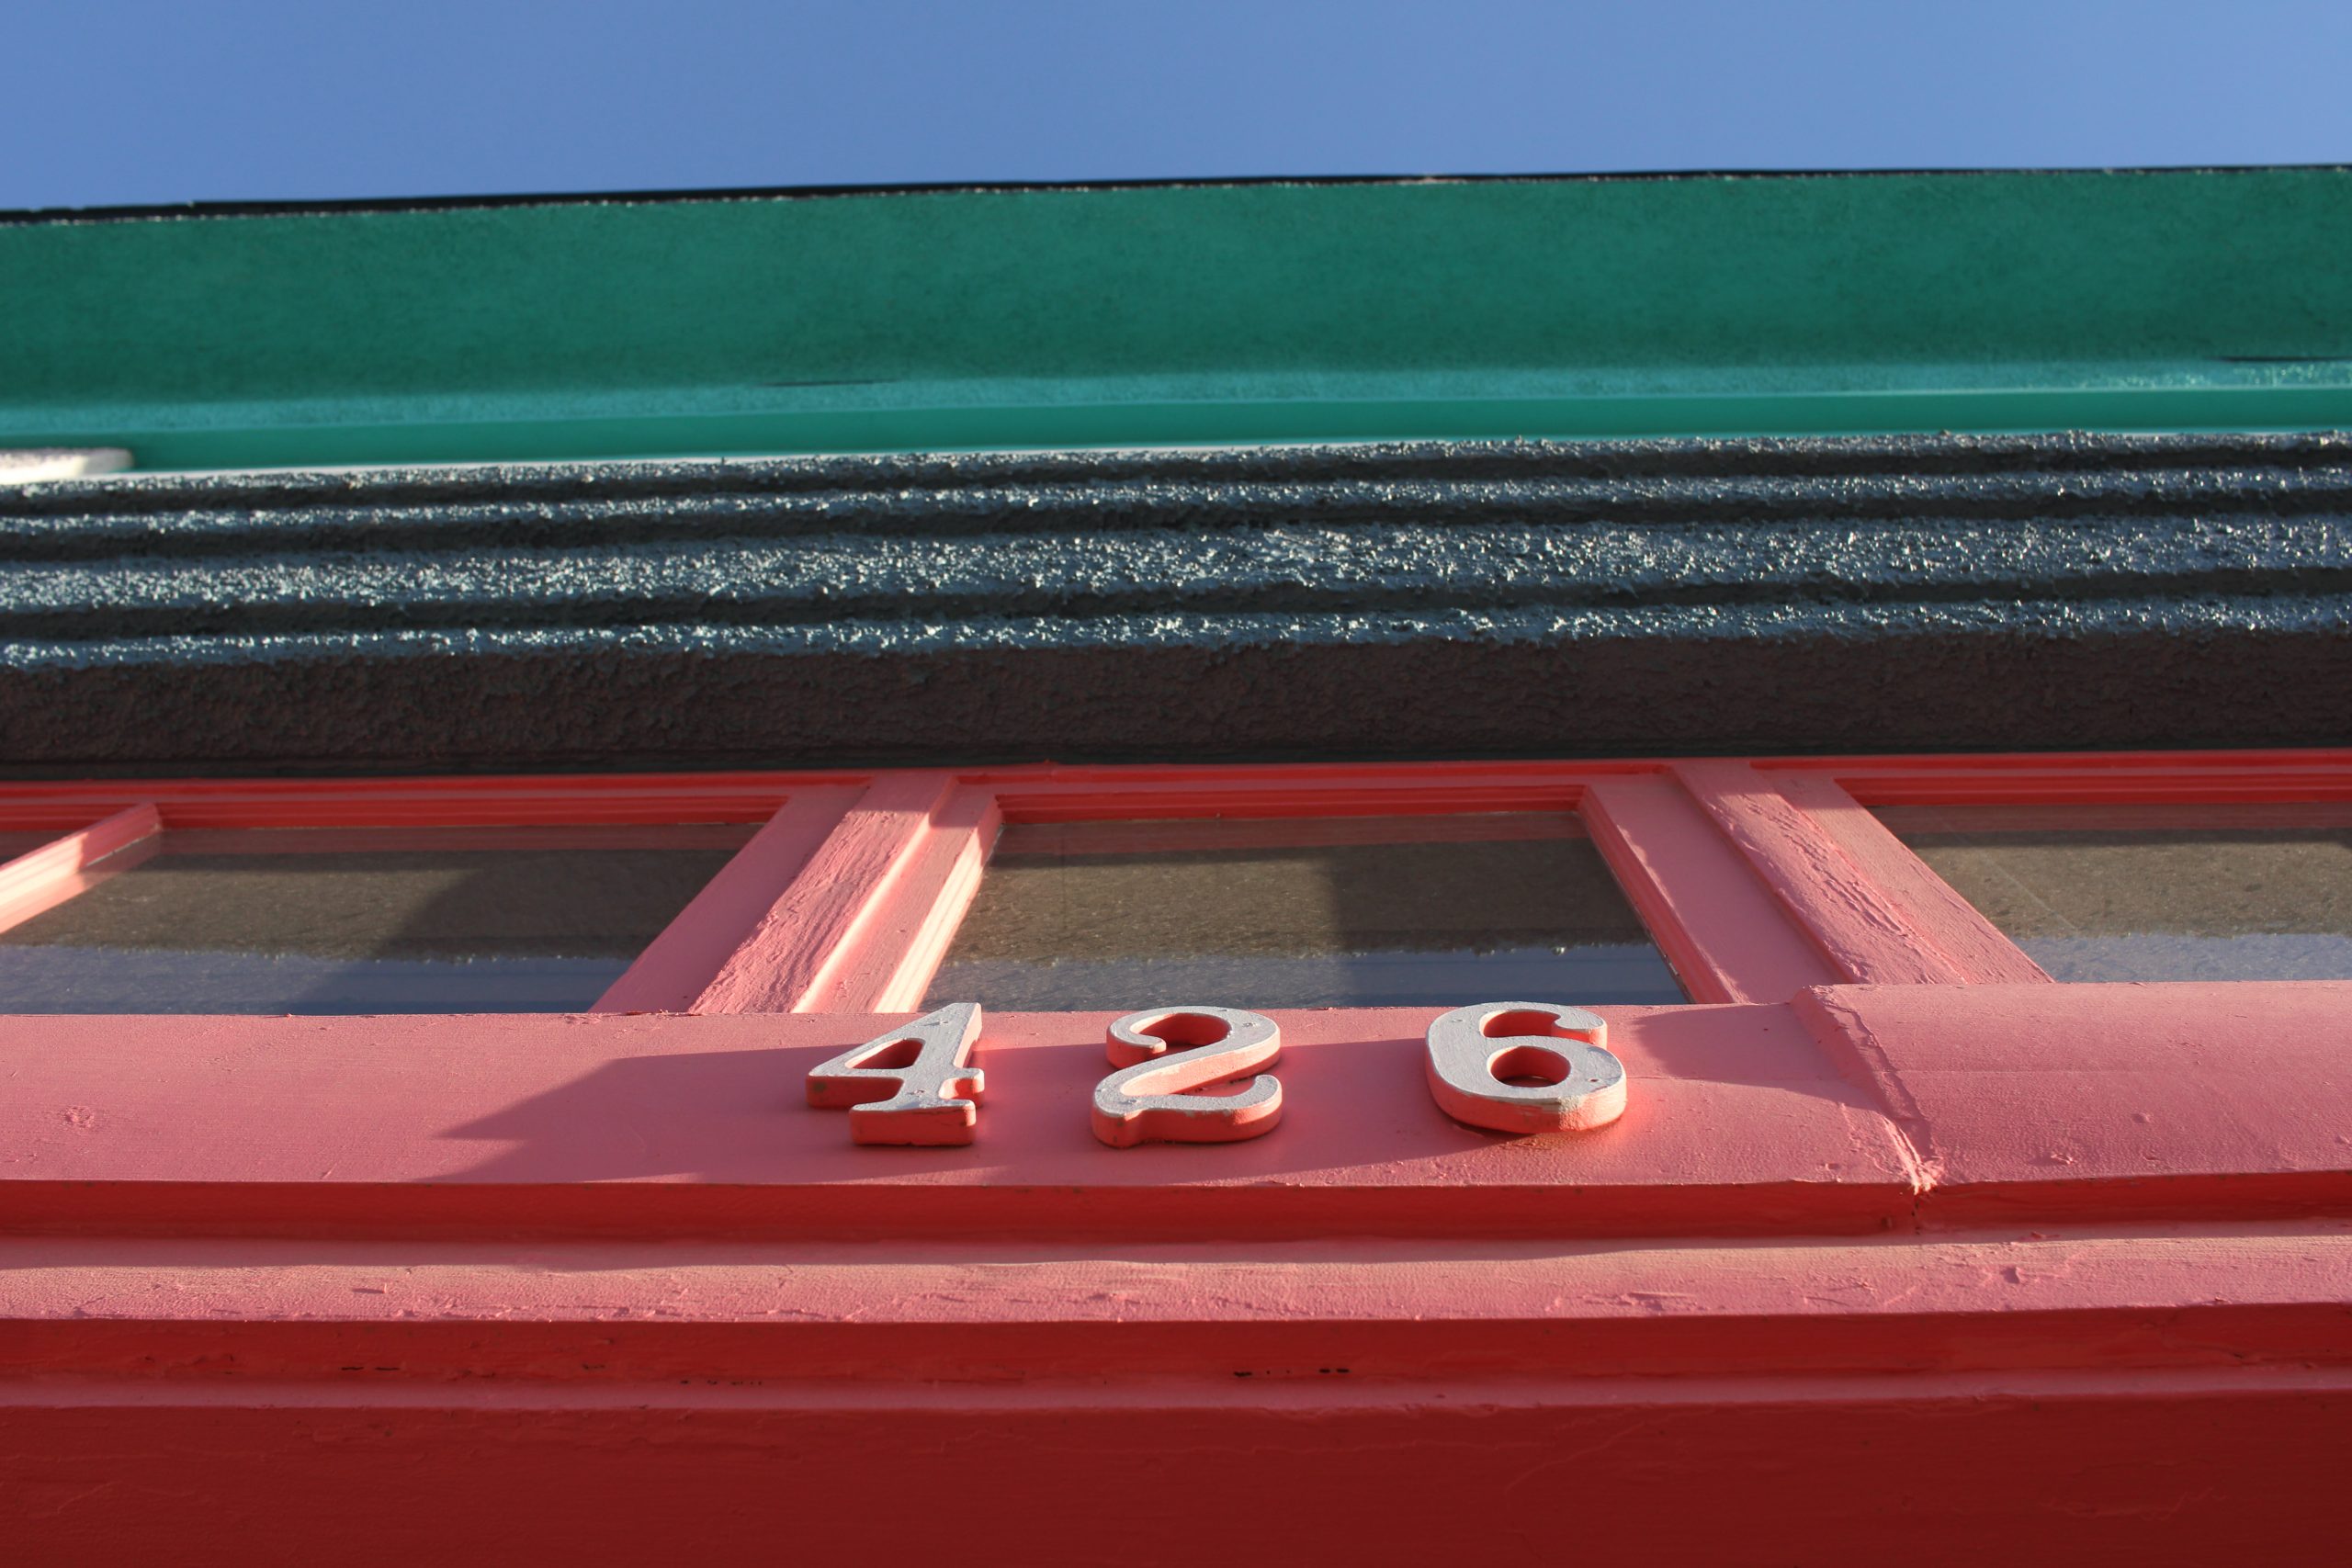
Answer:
[0,824,756,1013]
[923,814,1685,1010]
[1874,801,2352,982]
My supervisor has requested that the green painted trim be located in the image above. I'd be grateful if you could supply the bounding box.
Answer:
[7,171,2352,468]
[32,387,2352,471]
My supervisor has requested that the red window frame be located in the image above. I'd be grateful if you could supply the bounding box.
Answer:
[3,745,2346,1224]
[6,750,2349,1562]
[13,747,2328,1008]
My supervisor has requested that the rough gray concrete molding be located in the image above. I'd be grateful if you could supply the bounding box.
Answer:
[0,433,2346,773]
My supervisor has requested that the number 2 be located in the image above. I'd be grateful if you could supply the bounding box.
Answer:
[1091,1006,1283,1148]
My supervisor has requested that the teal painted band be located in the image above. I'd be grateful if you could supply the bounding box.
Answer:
[7,170,2352,468]
[26,386,2352,472]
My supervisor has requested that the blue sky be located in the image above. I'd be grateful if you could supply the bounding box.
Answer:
[6,0,2349,209]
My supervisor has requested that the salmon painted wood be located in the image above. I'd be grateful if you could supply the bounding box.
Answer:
[0,747,2348,1563]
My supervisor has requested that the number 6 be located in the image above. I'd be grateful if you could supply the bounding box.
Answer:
[1424,1001,1627,1134]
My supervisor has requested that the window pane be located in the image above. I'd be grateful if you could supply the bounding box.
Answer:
[0,824,756,1013]
[924,813,1685,1010]
[1874,801,2352,982]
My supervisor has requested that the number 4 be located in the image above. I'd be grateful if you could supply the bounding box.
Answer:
[806,1003,986,1146]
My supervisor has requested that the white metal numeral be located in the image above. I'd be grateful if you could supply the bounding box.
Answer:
[1092,1006,1283,1148]
[806,1003,986,1146]
[1424,1001,1627,1134]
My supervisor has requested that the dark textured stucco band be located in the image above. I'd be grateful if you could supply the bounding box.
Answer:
[1,432,2346,773]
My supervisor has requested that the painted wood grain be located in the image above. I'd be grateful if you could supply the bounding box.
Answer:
[593,788,865,1013]
[0,804,163,936]
[1673,760,1967,985]
[1771,771,2051,986]
[1582,774,1840,1004]
[687,772,959,1014]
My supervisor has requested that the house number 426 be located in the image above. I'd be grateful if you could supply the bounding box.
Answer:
[805,1001,1628,1148]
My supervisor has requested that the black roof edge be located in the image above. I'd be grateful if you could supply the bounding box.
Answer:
[6,164,2348,227]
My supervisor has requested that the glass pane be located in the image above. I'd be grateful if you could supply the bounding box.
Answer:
[0,823,757,1013]
[1874,801,2352,982]
[924,813,1685,1010]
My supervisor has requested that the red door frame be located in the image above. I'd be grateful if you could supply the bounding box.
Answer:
[4,749,2350,1563]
